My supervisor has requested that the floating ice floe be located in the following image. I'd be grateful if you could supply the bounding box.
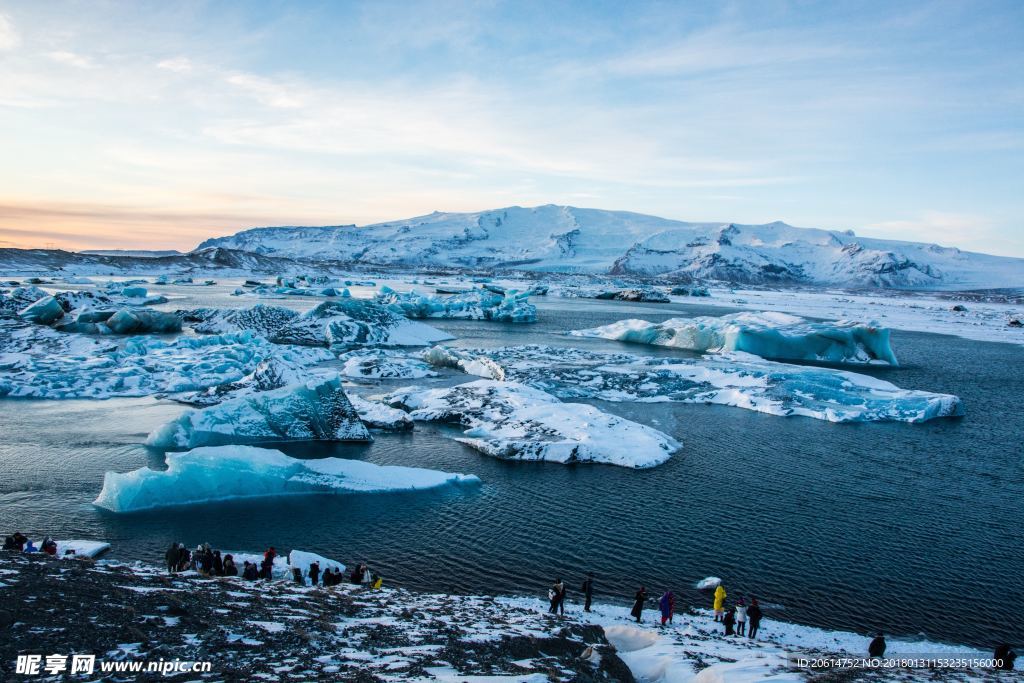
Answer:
[146,375,370,450]
[0,326,331,398]
[338,349,438,379]
[186,304,300,337]
[695,576,722,590]
[420,346,505,380]
[349,394,415,431]
[377,286,537,322]
[387,379,679,468]
[93,446,480,513]
[570,311,899,365]
[422,345,962,423]
[174,358,317,406]
[269,300,453,347]
[56,540,111,559]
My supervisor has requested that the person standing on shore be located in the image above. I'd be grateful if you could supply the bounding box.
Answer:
[165,542,179,574]
[309,561,320,586]
[747,597,762,639]
[713,584,727,622]
[581,573,594,613]
[868,633,886,658]
[659,590,675,626]
[735,598,748,636]
[549,578,565,615]
[631,587,647,623]
[723,606,736,636]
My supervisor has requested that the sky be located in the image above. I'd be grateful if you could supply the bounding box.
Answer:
[0,0,1022,255]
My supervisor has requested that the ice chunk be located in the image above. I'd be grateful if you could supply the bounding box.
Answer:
[570,312,899,365]
[121,285,147,298]
[93,446,480,513]
[594,288,669,303]
[146,375,370,449]
[338,349,437,379]
[0,326,332,399]
[270,300,453,347]
[55,540,111,559]
[105,309,182,334]
[420,346,505,380]
[387,380,679,468]
[452,345,961,423]
[377,286,537,322]
[349,394,414,431]
[19,296,65,325]
[695,576,722,590]
[1,286,50,316]
[288,549,345,577]
[175,358,316,406]
[185,304,299,337]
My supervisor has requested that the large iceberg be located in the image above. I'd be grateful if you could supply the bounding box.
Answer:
[376,286,537,323]
[0,327,332,399]
[570,312,898,365]
[269,300,453,347]
[338,349,438,379]
[387,379,679,468]
[186,304,299,337]
[94,446,480,513]
[422,345,962,424]
[146,375,370,449]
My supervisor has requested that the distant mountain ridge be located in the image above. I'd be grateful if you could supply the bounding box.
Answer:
[196,205,1024,289]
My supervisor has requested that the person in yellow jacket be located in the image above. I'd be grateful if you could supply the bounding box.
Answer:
[713,584,727,622]
[371,573,383,590]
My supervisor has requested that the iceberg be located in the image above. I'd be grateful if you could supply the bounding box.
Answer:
[270,300,453,347]
[570,311,899,365]
[1,286,50,316]
[420,346,505,380]
[288,549,345,578]
[104,309,182,334]
[593,288,670,303]
[146,375,370,449]
[93,446,480,513]
[19,296,65,325]
[376,286,537,323]
[387,379,679,468]
[349,394,414,431]
[185,304,299,337]
[175,358,315,406]
[55,540,111,559]
[423,345,963,424]
[338,349,437,379]
[0,327,332,399]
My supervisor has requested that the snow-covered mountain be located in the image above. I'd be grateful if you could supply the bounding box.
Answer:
[197,205,1024,289]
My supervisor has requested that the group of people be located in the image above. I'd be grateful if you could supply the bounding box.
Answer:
[628,587,683,628]
[3,532,61,557]
[712,584,763,639]
[164,542,382,590]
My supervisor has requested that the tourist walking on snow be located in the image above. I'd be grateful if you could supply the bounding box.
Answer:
[581,573,594,612]
[631,587,647,623]
[723,606,736,636]
[223,554,237,577]
[713,584,727,621]
[309,561,320,586]
[735,598,748,636]
[549,579,565,615]
[747,597,762,639]
[659,590,675,625]
[261,547,276,580]
[165,542,179,574]
[868,633,886,658]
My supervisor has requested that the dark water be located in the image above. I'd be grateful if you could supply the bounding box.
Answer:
[1,289,1022,649]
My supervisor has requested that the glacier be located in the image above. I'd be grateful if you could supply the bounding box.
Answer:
[268,300,453,347]
[92,446,480,513]
[570,311,899,365]
[0,326,332,399]
[146,375,370,450]
[420,345,963,423]
[376,286,537,323]
[386,379,680,468]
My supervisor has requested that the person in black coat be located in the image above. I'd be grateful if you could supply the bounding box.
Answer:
[868,633,886,658]
[994,644,1017,670]
[176,546,191,573]
[212,550,224,576]
[747,597,763,639]
[222,554,238,577]
[165,543,179,574]
[631,587,646,623]
[723,607,736,635]
[581,574,594,613]
[309,562,320,586]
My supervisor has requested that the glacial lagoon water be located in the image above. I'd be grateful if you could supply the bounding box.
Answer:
[1,282,1022,649]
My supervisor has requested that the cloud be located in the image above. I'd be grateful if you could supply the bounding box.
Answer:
[860,211,1018,254]
[47,50,94,68]
[156,56,193,73]
[0,12,18,51]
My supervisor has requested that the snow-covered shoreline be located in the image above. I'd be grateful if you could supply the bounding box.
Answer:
[1,551,1013,681]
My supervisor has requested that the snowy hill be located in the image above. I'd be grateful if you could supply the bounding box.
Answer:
[197,205,1024,289]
